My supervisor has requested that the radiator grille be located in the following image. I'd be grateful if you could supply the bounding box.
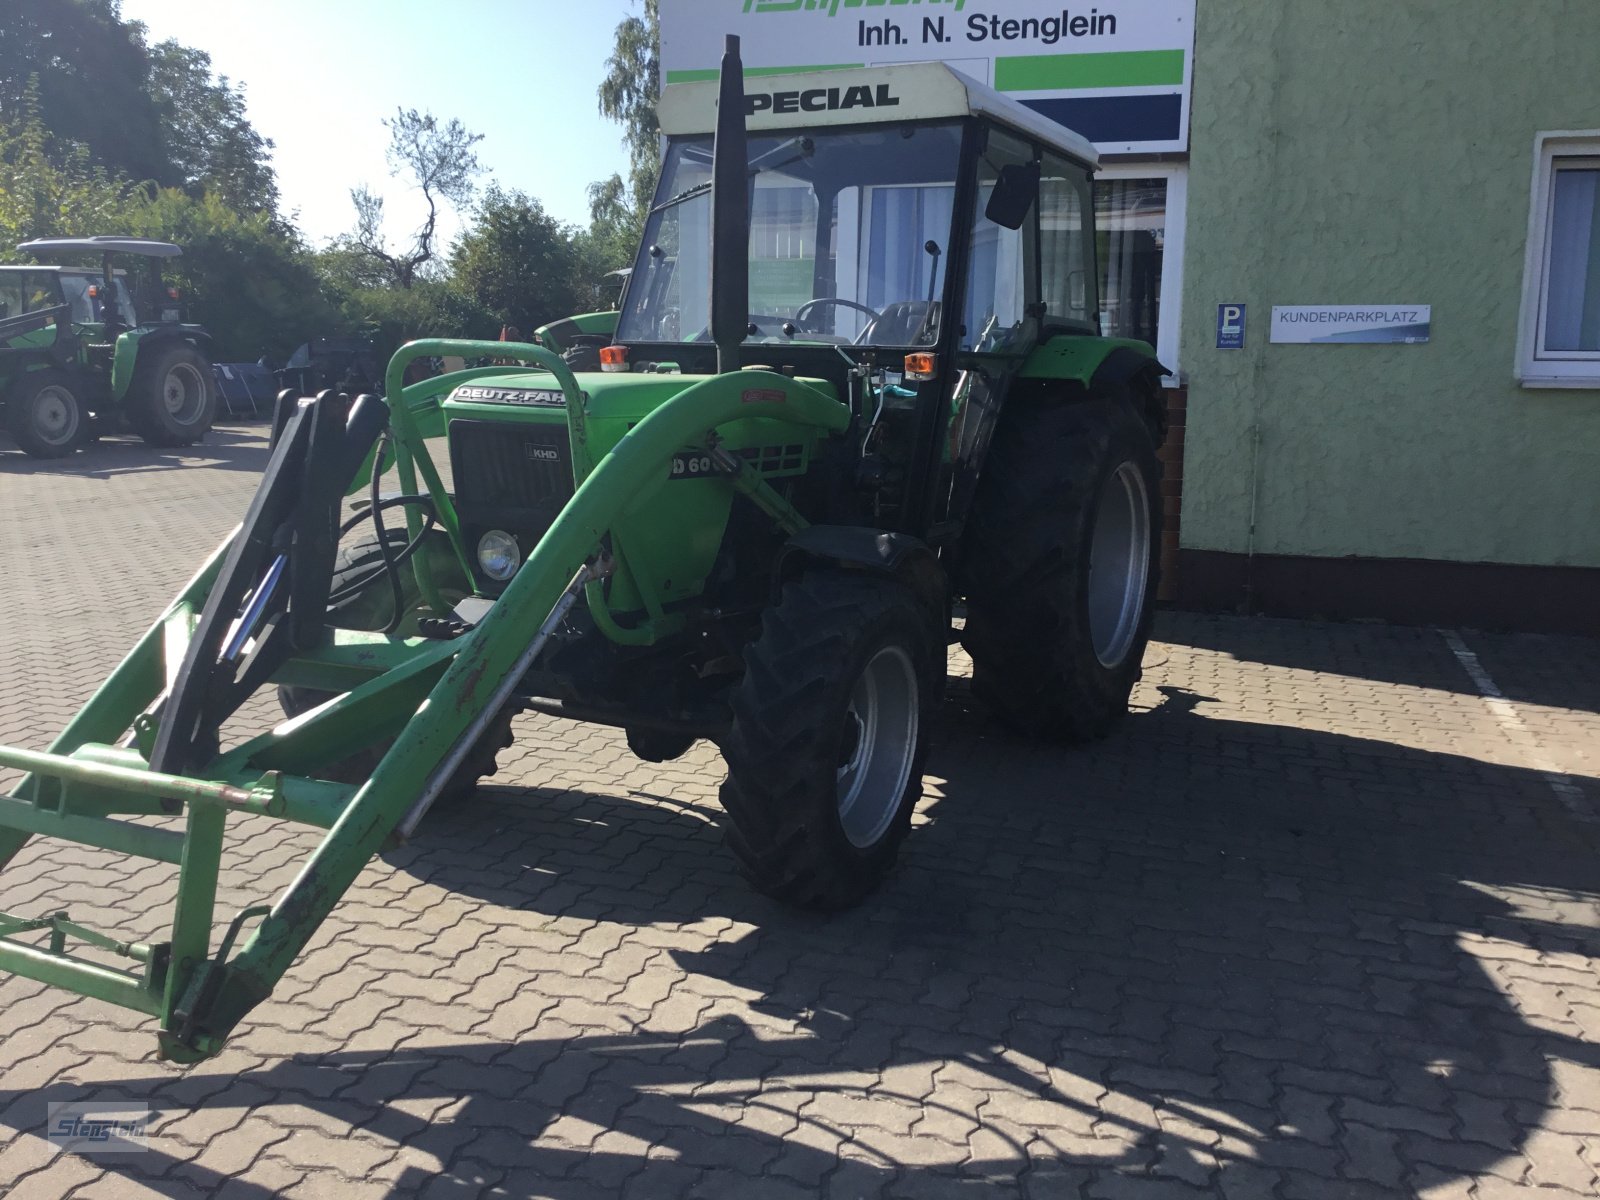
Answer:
[448,420,573,514]
[736,442,807,476]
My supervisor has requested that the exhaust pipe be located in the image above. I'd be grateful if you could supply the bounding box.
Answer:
[711,34,748,376]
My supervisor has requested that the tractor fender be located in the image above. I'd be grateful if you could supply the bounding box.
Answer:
[534,310,619,352]
[111,326,214,401]
[776,526,948,633]
[1017,333,1162,386]
[1017,335,1170,442]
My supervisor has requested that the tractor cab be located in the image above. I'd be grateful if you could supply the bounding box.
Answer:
[16,236,187,331]
[610,62,1107,534]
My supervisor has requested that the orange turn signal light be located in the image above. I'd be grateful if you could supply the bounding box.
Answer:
[904,352,937,381]
[599,345,628,373]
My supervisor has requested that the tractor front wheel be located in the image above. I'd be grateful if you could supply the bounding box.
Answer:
[127,343,217,447]
[5,370,86,458]
[719,572,937,910]
[959,395,1162,742]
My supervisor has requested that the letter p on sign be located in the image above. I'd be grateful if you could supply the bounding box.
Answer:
[1217,303,1246,349]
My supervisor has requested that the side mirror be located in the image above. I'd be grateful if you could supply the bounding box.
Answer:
[985,161,1040,230]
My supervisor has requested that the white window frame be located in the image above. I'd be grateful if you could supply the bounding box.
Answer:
[1515,130,1600,389]
[1094,161,1187,384]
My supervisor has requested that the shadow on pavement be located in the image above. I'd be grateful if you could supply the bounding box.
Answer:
[1161,609,1600,715]
[0,426,269,478]
[2,686,1597,1195]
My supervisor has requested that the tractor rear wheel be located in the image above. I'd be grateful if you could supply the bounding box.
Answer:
[5,369,85,458]
[958,395,1162,742]
[127,343,217,447]
[719,571,937,911]
[277,531,514,806]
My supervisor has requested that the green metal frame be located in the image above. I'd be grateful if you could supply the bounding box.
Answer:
[0,339,848,1061]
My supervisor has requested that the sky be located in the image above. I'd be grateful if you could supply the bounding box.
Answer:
[119,0,639,250]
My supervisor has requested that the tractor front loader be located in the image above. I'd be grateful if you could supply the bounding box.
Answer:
[0,337,847,1063]
[0,37,1168,1062]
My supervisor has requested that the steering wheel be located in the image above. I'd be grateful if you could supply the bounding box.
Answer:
[793,297,881,335]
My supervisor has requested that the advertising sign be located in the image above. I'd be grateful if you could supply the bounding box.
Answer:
[660,1,1197,154]
[1269,306,1432,345]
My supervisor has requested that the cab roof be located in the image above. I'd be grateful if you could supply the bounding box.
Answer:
[658,61,1098,169]
[17,237,183,259]
[0,265,114,274]
[0,265,126,275]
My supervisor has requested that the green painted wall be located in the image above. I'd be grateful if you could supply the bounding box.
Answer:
[1179,0,1600,568]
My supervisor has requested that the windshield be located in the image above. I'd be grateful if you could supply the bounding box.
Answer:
[56,274,136,325]
[617,122,963,348]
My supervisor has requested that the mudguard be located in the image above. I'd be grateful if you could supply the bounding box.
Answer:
[776,526,946,626]
[111,325,213,400]
[535,310,620,353]
[1017,334,1171,440]
[1017,334,1166,388]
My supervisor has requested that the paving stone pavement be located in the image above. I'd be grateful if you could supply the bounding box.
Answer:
[1,427,1598,1199]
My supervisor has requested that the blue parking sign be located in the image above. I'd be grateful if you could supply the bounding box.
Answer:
[1217,303,1246,349]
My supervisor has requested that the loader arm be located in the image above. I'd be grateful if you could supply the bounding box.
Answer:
[0,340,848,1062]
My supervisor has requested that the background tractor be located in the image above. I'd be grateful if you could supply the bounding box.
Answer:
[0,236,218,458]
[0,40,1167,1061]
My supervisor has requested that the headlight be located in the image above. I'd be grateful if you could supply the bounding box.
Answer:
[477,530,521,581]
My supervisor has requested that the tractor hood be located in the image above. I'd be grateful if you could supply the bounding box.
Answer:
[441,369,839,427]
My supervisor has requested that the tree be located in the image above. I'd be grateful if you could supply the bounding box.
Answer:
[127,188,334,362]
[573,174,639,310]
[596,0,661,218]
[336,278,498,364]
[0,85,138,257]
[450,186,583,333]
[584,0,661,304]
[346,108,483,290]
[146,41,277,215]
[0,0,167,184]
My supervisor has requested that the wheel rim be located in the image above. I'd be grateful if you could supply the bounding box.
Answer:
[835,644,919,849]
[31,384,79,446]
[162,362,206,424]
[1087,461,1152,668]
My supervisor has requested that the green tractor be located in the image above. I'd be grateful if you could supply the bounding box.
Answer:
[0,236,218,458]
[0,41,1166,1062]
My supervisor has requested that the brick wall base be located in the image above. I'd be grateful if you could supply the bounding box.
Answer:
[1155,385,1187,602]
[1174,550,1599,637]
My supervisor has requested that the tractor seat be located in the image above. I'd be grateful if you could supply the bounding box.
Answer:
[861,300,939,347]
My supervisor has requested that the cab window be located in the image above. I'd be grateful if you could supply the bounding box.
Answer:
[963,128,1038,354]
[1040,152,1096,329]
[57,276,98,324]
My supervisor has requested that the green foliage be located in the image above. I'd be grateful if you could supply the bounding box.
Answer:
[146,41,277,214]
[572,176,638,313]
[587,0,664,304]
[450,186,583,334]
[0,4,653,366]
[597,0,661,217]
[126,189,332,361]
[335,279,498,363]
[0,86,140,257]
[0,0,167,183]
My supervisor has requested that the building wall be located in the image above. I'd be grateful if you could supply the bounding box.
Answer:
[1178,0,1600,574]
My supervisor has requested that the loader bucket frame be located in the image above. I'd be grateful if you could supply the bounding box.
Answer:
[0,337,849,1062]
